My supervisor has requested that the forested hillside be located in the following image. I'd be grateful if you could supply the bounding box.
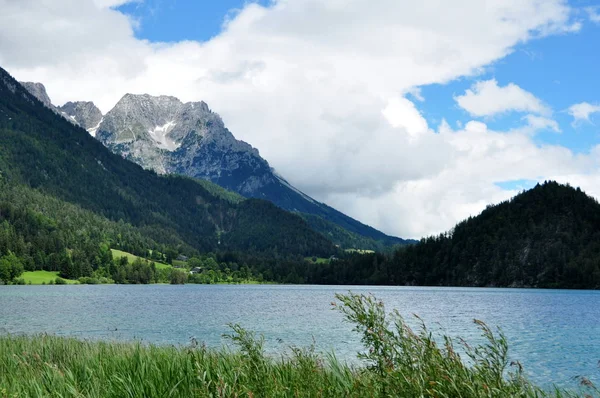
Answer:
[0,66,335,282]
[3,63,598,289]
[301,182,600,289]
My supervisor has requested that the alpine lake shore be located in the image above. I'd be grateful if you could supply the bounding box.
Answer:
[1,292,597,398]
[7,249,267,287]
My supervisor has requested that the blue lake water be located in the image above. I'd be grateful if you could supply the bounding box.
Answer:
[1,284,599,389]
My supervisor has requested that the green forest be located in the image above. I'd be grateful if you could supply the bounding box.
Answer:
[299,181,600,289]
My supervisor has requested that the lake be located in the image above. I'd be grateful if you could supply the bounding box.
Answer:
[1,284,599,389]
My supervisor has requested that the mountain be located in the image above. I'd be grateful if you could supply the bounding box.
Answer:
[18,81,407,252]
[307,181,600,288]
[0,67,335,270]
[19,82,103,135]
[49,91,407,249]
[58,101,103,135]
[19,82,53,108]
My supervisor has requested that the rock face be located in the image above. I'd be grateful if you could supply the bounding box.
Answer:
[19,82,53,108]
[20,82,103,135]
[96,94,275,189]
[58,101,103,136]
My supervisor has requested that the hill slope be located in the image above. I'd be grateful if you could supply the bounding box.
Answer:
[0,67,335,264]
[304,182,600,289]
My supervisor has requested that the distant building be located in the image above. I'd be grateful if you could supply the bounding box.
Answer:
[190,267,203,274]
[176,254,189,262]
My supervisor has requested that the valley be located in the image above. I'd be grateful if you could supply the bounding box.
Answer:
[2,1,600,396]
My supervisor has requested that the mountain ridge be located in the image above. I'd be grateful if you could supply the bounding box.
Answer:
[21,82,408,249]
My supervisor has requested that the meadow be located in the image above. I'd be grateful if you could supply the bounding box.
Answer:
[20,270,77,285]
[110,249,172,270]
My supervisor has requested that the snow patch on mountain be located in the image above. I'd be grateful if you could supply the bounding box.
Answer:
[87,118,103,137]
[148,121,179,150]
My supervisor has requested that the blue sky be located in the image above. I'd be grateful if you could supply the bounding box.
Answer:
[410,8,600,162]
[4,0,600,237]
[118,0,271,42]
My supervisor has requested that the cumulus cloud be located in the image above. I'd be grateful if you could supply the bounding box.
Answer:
[454,79,550,117]
[568,102,600,124]
[331,118,594,238]
[0,0,590,238]
[381,97,429,138]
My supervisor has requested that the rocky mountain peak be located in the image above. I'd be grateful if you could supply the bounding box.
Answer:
[19,82,53,108]
[58,101,103,135]
[115,94,181,122]
[18,82,100,132]
[92,93,267,183]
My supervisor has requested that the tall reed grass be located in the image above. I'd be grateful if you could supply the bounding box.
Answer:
[0,292,596,397]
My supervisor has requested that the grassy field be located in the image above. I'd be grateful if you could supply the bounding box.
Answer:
[305,256,330,264]
[171,259,188,268]
[0,293,592,397]
[110,249,171,270]
[20,270,78,285]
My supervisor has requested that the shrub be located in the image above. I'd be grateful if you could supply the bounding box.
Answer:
[169,269,188,284]
[78,277,99,284]
[54,277,66,285]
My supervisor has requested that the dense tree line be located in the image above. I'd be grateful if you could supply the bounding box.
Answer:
[293,182,600,289]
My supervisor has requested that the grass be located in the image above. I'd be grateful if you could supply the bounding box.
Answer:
[110,249,171,270]
[1,293,596,397]
[172,259,188,269]
[20,271,78,285]
[305,256,330,264]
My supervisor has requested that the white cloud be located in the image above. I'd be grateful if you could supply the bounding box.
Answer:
[454,79,550,117]
[0,0,588,238]
[568,102,600,124]
[520,114,561,133]
[93,0,140,8]
[586,7,600,24]
[406,87,425,102]
[335,119,593,238]
[381,97,429,138]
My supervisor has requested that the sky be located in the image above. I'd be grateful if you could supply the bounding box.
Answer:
[1,0,600,239]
